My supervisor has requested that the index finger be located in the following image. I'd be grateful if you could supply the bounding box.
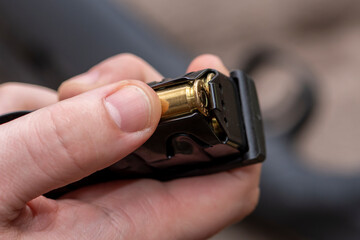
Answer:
[187,54,230,75]
[58,53,163,100]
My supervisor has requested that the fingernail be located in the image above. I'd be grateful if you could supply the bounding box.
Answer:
[70,71,99,84]
[105,85,151,132]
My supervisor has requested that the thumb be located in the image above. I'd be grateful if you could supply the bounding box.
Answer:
[0,80,161,217]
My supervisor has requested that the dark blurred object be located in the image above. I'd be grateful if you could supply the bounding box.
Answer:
[243,48,317,138]
[241,48,360,240]
[0,0,190,89]
[0,1,359,239]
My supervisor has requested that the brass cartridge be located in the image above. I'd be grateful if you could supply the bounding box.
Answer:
[156,75,213,120]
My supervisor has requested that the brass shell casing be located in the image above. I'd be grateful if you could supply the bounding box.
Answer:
[156,78,210,120]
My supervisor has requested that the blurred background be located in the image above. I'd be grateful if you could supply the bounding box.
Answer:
[115,0,360,174]
[0,0,360,239]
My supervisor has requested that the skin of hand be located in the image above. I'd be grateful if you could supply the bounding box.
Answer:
[0,54,261,240]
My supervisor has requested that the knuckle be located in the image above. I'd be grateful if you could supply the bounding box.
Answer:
[94,53,145,71]
[112,53,148,72]
[194,54,222,64]
[0,82,21,96]
[45,107,89,175]
[226,170,261,218]
[106,53,146,70]
[90,53,148,80]
[97,203,136,239]
[116,53,144,64]
[0,83,27,113]
[230,187,260,224]
[244,187,260,216]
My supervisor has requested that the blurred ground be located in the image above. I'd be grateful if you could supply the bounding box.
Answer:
[113,0,360,239]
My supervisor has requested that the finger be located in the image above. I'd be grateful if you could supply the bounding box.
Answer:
[0,80,161,220]
[75,165,261,239]
[187,54,230,75]
[0,83,57,114]
[58,53,163,100]
[164,165,261,238]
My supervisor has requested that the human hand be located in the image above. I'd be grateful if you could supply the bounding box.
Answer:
[0,54,261,239]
